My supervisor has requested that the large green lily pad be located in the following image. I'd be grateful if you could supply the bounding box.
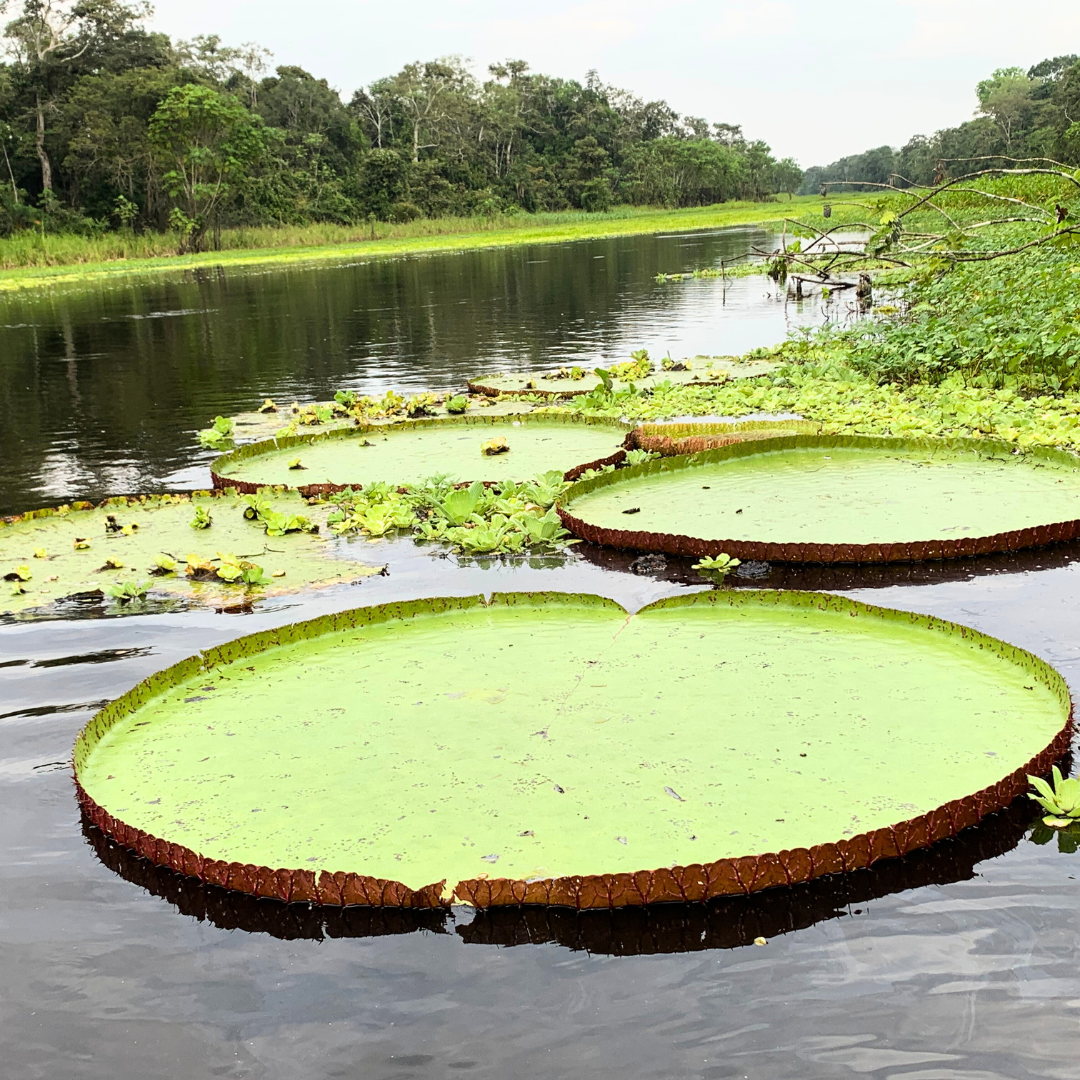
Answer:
[0,492,379,616]
[559,435,1080,563]
[74,590,1071,909]
[211,415,631,493]
[228,397,535,446]
[469,359,779,398]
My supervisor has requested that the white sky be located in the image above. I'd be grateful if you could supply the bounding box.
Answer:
[149,0,1080,167]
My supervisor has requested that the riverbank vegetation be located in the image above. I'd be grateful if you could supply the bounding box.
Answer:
[0,0,801,266]
[556,168,1080,447]
[0,197,823,288]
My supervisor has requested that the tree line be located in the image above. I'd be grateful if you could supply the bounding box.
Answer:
[801,56,1080,192]
[0,0,803,251]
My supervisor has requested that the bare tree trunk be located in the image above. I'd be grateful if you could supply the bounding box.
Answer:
[35,93,53,192]
[1,139,18,203]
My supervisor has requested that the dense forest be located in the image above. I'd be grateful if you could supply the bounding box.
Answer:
[801,55,1080,192]
[0,0,801,250]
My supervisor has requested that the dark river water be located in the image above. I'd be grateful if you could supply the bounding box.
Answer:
[1,228,1078,1080]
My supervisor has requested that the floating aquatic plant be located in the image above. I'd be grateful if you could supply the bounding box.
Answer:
[1028,766,1080,827]
[198,415,234,449]
[214,553,270,586]
[107,580,151,603]
[4,564,31,582]
[623,448,659,467]
[692,554,741,576]
[481,436,510,455]
[446,395,469,414]
[325,470,573,556]
[190,506,213,530]
[150,553,177,575]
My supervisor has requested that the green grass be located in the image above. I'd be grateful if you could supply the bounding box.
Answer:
[0,197,829,292]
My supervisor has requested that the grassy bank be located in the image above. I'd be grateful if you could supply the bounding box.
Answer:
[0,197,827,293]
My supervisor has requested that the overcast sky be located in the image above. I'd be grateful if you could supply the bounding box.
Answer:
[149,0,1080,167]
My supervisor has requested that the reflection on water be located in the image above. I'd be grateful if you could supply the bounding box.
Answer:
[83,800,1036,952]
[0,227,845,514]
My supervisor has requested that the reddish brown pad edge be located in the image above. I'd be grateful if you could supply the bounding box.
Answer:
[74,721,1071,910]
[557,504,1080,565]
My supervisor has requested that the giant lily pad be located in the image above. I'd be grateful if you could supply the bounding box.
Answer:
[468,359,779,398]
[0,492,379,616]
[227,396,536,446]
[211,415,632,495]
[559,435,1080,563]
[74,590,1071,909]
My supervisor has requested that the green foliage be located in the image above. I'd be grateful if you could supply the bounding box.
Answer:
[190,506,213,530]
[149,84,269,253]
[197,415,234,448]
[1028,766,1080,824]
[106,579,152,603]
[440,481,487,525]
[826,250,1080,393]
[325,469,573,556]
[608,349,653,381]
[150,553,177,575]
[692,553,741,577]
[240,493,316,536]
[215,553,270,586]
[241,493,273,520]
[406,392,437,417]
[445,394,469,414]
[260,510,317,537]
[3,563,31,582]
[623,448,659,466]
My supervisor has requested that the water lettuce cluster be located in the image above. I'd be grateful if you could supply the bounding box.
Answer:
[325,471,575,555]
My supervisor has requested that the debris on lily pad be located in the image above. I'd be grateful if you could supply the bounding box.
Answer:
[0,492,380,616]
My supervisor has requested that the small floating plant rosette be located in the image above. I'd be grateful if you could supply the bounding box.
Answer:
[210,414,635,496]
[558,434,1080,564]
[74,590,1072,909]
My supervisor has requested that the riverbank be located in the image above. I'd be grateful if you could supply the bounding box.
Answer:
[0,197,831,293]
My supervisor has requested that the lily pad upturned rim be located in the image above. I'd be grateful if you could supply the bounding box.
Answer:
[629,419,823,457]
[210,413,636,497]
[73,589,1073,911]
[466,362,779,399]
[558,433,1080,564]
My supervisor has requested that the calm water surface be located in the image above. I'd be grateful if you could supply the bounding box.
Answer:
[1,226,837,513]
[1,228,1078,1080]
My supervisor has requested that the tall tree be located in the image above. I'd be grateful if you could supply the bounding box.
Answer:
[148,83,266,251]
[1,0,149,192]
